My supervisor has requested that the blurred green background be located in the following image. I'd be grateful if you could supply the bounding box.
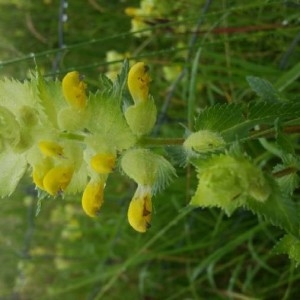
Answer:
[1,0,300,299]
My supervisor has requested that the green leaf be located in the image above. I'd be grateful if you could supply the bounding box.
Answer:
[87,93,136,151]
[195,95,300,144]
[246,76,282,102]
[0,151,27,197]
[245,176,299,237]
[37,73,64,128]
[195,103,246,140]
[273,234,300,265]
[247,100,300,124]
[112,59,129,103]
[97,74,113,98]
[275,121,295,154]
[273,154,300,196]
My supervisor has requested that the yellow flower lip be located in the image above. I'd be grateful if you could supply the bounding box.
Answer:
[38,140,64,157]
[127,185,152,233]
[127,62,151,104]
[82,180,105,218]
[62,71,87,110]
[43,164,74,196]
[90,153,116,174]
[32,158,53,190]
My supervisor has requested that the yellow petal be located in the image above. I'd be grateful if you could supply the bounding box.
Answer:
[127,62,151,104]
[32,158,53,190]
[127,186,152,233]
[38,140,64,157]
[90,153,116,174]
[62,71,87,110]
[82,180,105,217]
[43,165,74,196]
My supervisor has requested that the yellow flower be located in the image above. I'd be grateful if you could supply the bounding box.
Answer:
[43,164,74,196]
[38,140,64,157]
[127,185,152,233]
[90,153,116,174]
[32,158,53,190]
[82,180,105,217]
[128,62,151,104]
[62,71,87,110]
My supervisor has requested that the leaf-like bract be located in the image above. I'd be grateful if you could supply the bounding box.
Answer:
[246,76,282,102]
[0,151,27,197]
[274,234,300,265]
[245,176,299,237]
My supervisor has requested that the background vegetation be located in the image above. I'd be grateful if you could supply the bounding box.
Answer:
[1,0,300,299]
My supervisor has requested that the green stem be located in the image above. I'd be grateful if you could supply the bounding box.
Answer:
[59,132,86,141]
[247,125,300,141]
[138,137,185,147]
[272,166,298,178]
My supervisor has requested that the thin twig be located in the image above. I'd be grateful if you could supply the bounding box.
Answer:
[52,0,68,75]
[154,0,213,135]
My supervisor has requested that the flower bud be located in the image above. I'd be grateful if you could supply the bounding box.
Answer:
[90,153,116,174]
[62,71,87,110]
[43,164,74,196]
[127,62,151,104]
[82,179,105,217]
[127,185,152,233]
[184,130,225,154]
[38,140,64,157]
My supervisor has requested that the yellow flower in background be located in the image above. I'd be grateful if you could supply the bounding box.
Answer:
[82,179,105,217]
[90,153,116,174]
[127,185,152,233]
[38,140,64,157]
[128,62,151,104]
[42,164,74,196]
[62,71,87,110]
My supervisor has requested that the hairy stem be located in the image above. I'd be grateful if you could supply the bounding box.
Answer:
[138,137,185,147]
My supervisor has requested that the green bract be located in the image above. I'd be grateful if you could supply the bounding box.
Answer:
[121,148,176,193]
[190,154,271,215]
[0,106,21,150]
[125,98,157,136]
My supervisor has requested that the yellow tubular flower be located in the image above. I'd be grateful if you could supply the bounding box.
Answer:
[62,71,87,110]
[90,153,116,174]
[38,140,64,157]
[43,165,74,196]
[127,185,152,233]
[127,62,151,104]
[82,180,105,217]
[32,158,53,190]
